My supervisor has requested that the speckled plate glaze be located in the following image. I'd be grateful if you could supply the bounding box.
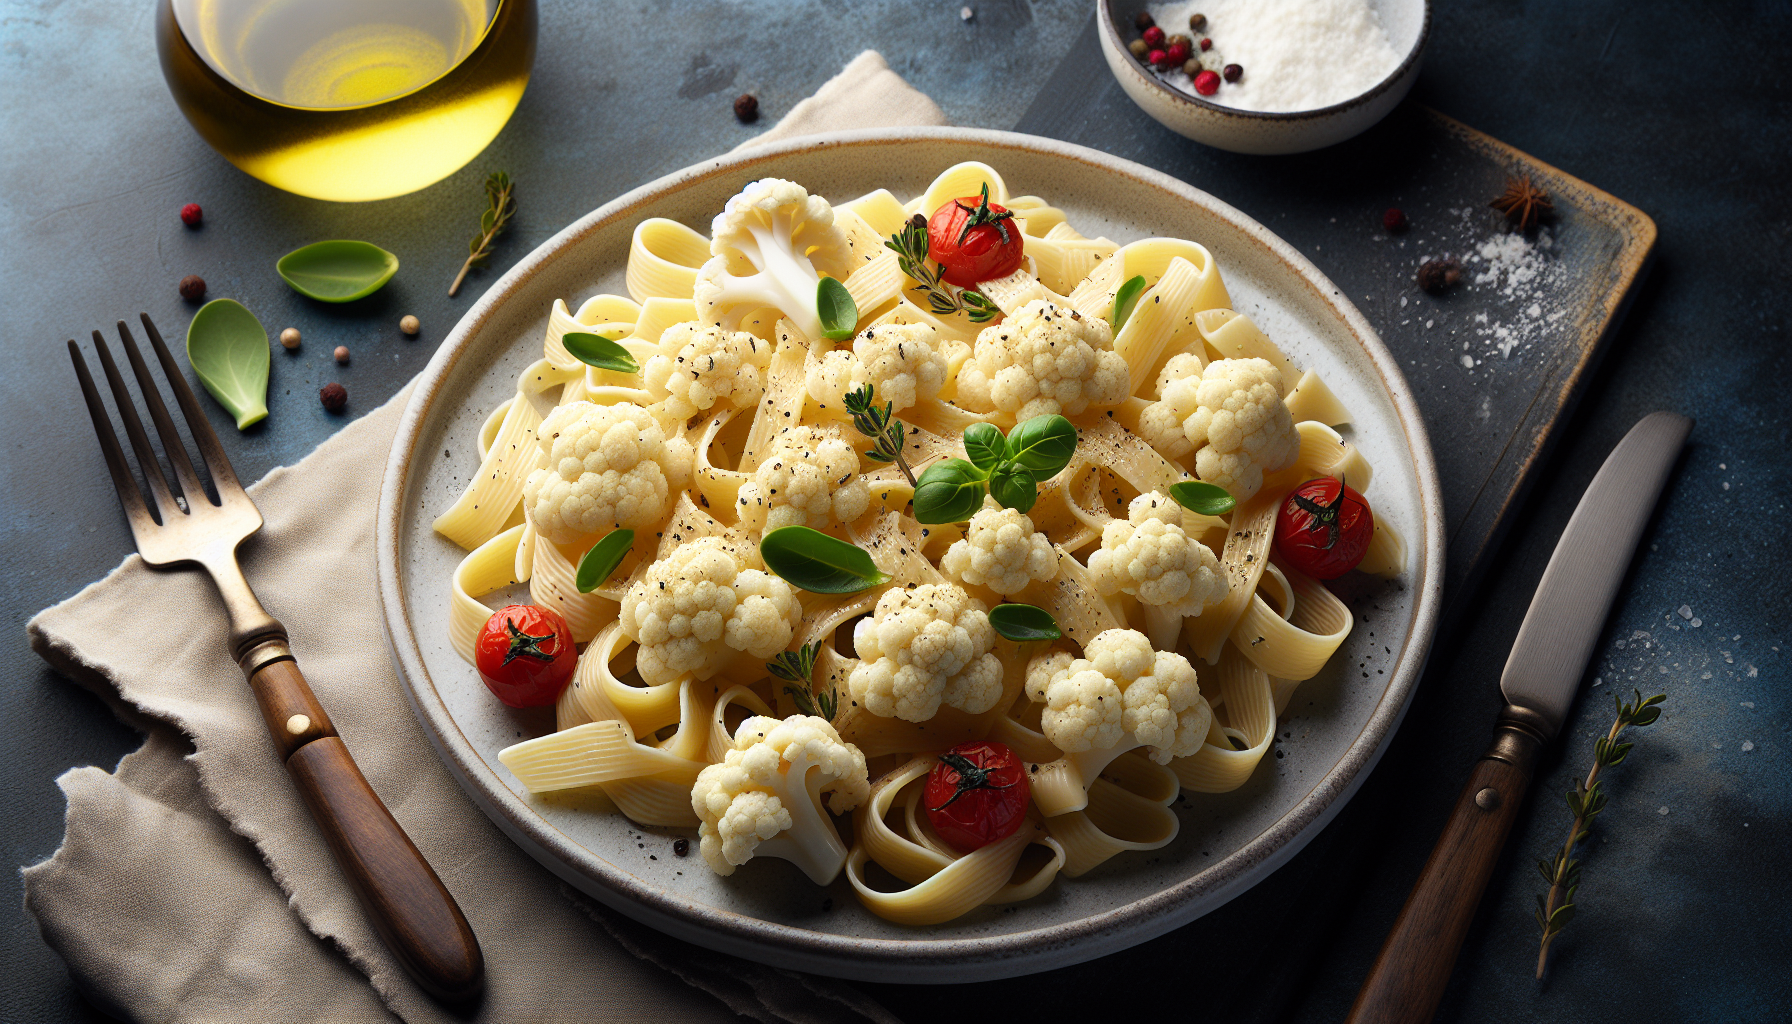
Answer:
[376,128,1445,982]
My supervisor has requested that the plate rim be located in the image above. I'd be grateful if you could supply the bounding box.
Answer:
[375,125,1446,981]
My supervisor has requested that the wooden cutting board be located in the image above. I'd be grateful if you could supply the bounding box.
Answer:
[1015,19,1656,635]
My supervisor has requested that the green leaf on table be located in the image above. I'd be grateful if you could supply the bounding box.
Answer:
[962,422,1007,473]
[1170,480,1238,516]
[575,529,634,592]
[987,603,1061,642]
[760,526,890,594]
[1004,415,1077,478]
[817,277,859,341]
[563,332,640,373]
[988,462,1039,513]
[275,240,399,302]
[1111,274,1147,331]
[185,298,270,431]
[912,458,989,524]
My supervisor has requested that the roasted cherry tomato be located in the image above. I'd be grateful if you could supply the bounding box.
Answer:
[926,184,1025,288]
[923,740,1030,853]
[1274,476,1374,580]
[474,604,577,708]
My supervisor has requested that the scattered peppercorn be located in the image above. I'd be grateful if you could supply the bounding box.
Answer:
[279,327,301,350]
[180,203,203,228]
[1417,258,1462,294]
[1183,58,1203,77]
[1188,12,1207,31]
[1129,38,1149,58]
[733,93,759,123]
[1134,11,1155,30]
[1199,37,1213,51]
[1223,63,1243,82]
[1168,33,1191,49]
[319,382,347,413]
[1147,48,1168,68]
[334,345,350,364]
[1166,41,1191,65]
[1142,25,1164,47]
[673,838,690,858]
[400,314,420,335]
[178,275,206,302]
[1193,69,1221,96]
[1383,208,1408,234]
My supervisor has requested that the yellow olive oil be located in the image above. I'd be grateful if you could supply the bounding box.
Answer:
[158,0,535,201]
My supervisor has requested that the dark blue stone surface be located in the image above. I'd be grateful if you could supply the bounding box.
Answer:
[1,1,1786,1021]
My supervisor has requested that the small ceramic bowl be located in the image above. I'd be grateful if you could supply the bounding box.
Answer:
[1099,0,1430,154]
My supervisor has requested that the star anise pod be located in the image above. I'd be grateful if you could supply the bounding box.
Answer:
[1491,175,1553,232]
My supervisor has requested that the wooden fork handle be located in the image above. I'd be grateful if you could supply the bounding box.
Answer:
[1346,712,1545,1024]
[242,643,485,1003]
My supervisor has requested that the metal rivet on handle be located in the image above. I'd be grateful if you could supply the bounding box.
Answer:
[1474,787,1501,810]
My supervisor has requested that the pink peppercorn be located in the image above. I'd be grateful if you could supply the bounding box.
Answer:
[1165,41,1191,65]
[1199,37,1212,51]
[1147,48,1169,68]
[1142,25,1165,47]
[180,203,202,228]
[1193,70,1221,96]
[1384,208,1409,234]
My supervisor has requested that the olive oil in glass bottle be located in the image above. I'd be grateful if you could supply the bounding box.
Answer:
[157,0,536,202]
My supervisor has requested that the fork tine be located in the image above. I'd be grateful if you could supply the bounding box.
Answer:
[137,312,247,500]
[91,329,182,521]
[115,319,212,507]
[69,340,158,540]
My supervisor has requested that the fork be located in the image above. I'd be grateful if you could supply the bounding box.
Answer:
[69,314,484,1002]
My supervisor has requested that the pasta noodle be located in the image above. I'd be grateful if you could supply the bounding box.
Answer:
[435,163,1405,926]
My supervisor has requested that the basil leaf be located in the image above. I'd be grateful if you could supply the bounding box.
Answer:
[575,529,634,592]
[912,459,988,523]
[962,422,1007,473]
[760,526,891,594]
[988,603,1062,641]
[1005,415,1078,478]
[186,299,270,430]
[563,332,640,373]
[1169,480,1238,516]
[816,277,859,341]
[1112,274,1147,331]
[275,240,399,302]
[987,462,1039,513]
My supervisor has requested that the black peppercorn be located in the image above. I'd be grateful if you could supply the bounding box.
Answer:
[673,838,690,858]
[1383,207,1408,233]
[1134,11,1155,30]
[1416,258,1462,294]
[1223,63,1243,83]
[1183,58,1202,77]
[1189,12,1207,32]
[319,382,348,413]
[178,275,206,303]
[1129,38,1149,58]
[733,93,759,123]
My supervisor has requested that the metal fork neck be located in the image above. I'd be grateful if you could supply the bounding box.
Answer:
[201,557,286,660]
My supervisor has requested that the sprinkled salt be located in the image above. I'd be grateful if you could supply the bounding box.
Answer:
[1741,741,1755,751]
[1741,701,1755,708]
[1691,618,1702,627]
[1459,354,1475,368]
[1658,806,1670,816]
[1147,0,1402,112]
[1678,605,1693,620]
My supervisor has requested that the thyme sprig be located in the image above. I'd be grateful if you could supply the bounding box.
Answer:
[767,642,837,721]
[1534,688,1666,979]
[450,171,516,297]
[884,214,1003,323]
[843,383,915,485]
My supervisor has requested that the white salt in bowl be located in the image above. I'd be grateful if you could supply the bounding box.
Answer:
[1098,0,1430,155]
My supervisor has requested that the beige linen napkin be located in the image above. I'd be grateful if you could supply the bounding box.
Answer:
[24,50,944,1024]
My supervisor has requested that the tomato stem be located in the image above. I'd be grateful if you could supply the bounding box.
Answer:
[929,751,1018,811]
[501,618,558,665]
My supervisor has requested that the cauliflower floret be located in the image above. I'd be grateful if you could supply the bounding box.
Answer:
[956,298,1129,421]
[1026,628,1210,765]
[806,322,948,413]
[734,426,870,534]
[1137,352,1205,460]
[1086,493,1227,617]
[642,321,773,420]
[1148,357,1298,500]
[848,583,1003,722]
[693,179,853,342]
[618,537,801,684]
[690,714,869,883]
[523,402,690,544]
[940,506,1059,595]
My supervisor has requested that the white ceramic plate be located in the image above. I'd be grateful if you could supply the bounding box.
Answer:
[377,128,1444,982]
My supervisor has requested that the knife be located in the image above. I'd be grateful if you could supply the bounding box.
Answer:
[1347,411,1692,1024]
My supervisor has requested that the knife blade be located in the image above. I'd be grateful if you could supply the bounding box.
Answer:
[1347,411,1691,1024]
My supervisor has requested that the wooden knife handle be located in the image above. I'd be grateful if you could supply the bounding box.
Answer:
[242,642,485,1003]
[1346,707,1549,1024]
